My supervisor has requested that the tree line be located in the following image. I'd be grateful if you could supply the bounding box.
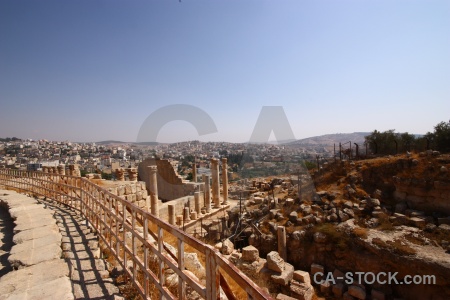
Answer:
[0,137,21,142]
[365,120,450,155]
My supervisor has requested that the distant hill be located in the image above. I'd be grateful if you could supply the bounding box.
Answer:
[96,140,130,145]
[96,140,159,146]
[135,142,159,146]
[286,132,370,146]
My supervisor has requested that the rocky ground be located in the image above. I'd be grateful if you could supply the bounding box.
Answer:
[220,151,450,299]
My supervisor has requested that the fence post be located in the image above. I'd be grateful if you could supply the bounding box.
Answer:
[205,247,219,300]
[158,226,165,300]
[177,238,185,300]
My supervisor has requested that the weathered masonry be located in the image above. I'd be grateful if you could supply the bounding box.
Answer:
[0,169,272,300]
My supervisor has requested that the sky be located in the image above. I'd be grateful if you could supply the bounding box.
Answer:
[1,0,449,143]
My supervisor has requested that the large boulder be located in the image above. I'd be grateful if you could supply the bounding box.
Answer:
[310,263,324,283]
[242,245,259,262]
[271,263,294,286]
[290,280,314,300]
[267,251,285,273]
[293,270,311,284]
[221,239,234,255]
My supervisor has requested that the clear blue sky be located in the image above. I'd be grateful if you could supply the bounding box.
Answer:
[1,0,449,143]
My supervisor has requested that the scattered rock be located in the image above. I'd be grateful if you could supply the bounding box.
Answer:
[276,293,297,300]
[410,217,426,229]
[310,263,324,282]
[242,245,259,262]
[348,285,366,299]
[293,270,311,284]
[424,223,437,232]
[290,280,314,300]
[371,289,386,300]
[221,239,234,255]
[439,224,450,233]
[267,251,285,273]
[314,232,327,243]
[271,263,294,286]
[289,211,298,222]
[332,283,346,297]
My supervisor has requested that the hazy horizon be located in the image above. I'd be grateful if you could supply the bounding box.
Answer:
[1,1,449,143]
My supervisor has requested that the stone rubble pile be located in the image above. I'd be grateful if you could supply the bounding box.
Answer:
[219,239,316,300]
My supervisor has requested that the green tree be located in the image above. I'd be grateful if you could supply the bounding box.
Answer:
[365,129,411,155]
[428,121,450,152]
[102,172,113,180]
[399,132,416,152]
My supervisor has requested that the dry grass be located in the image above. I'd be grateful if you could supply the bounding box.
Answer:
[314,223,351,250]
[372,237,416,256]
[220,268,248,300]
[91,179,108,186]
[352,227,368,239]
[378,215,394,231]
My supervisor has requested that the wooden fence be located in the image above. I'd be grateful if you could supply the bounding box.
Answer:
[0,169,272,300]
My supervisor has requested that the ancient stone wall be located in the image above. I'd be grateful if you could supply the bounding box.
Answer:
[360,156,450,216]
[393,177,450,215]
[106,181,149,209]
[138,158,197,201]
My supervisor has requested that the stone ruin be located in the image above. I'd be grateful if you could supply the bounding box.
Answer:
[42,164,80,176]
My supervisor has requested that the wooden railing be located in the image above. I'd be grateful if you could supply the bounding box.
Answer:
[0,169,272,300]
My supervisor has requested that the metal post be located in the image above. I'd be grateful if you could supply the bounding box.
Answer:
[354,143,359,160]
[334,143,336,163]
[349,141,352,159]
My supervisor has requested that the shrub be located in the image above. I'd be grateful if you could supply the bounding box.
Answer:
[352,227,368,239]
[314,223,351,250]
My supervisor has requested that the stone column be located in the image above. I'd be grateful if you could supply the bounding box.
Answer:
[69,165,73,176]
[128,168,137,181]
[203,174,211,213]
[176,215,183,226]
[221,158,228,205]
[184,207,191,222]
[194,191,201,215]
[148,166,159,217]
[73,165,81,177]
[116,168,125,181]
[57,164,65,175]
[168,204,175,225]
[277,226,287,261]
[192,158,197,182]
[211,158,220,209]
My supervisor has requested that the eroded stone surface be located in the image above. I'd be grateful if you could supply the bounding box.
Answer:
[267,251,285,273]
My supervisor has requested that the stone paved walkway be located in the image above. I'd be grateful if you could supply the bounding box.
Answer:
[0,189,73,299]
[44,198,122,300]
[0,203,14,277]
[0,190,123,300]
